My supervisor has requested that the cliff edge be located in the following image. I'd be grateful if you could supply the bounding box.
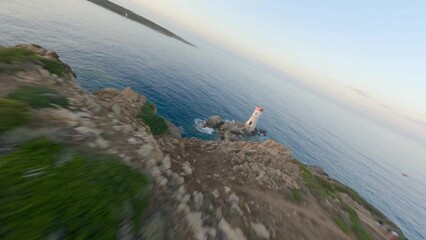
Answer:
[0,45,405,240]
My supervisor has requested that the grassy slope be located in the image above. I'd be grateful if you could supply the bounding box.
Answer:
[0,47,66,76]
[0,138,150,239]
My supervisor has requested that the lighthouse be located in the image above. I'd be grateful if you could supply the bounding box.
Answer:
[245,106,264,132]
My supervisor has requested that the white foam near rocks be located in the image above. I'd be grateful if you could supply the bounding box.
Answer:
[194,118,214,135]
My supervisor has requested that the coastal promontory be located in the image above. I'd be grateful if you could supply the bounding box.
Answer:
[0,45,405,239]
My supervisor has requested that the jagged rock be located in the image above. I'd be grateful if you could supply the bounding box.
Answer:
[228,193,239,204]
[95,138,109,149]
[251,222,270,239]
[157,176,168,187]
[137,144,154,158]
[80,119,97,128]
[193,191,204,210]
[112,104,121,115]
[117,86,145,103]
[14,44,59,59]
[75,111,92,118]
[150,166,161,178]
[144,159,157,169]
[46,108,80,126]
[182,161,193,175]
[218,219,246,240]
[224,186,231,194]
[203,115,224,128]
[127,137,138,145]
[162,155,171,170]
[212,189,220,198]
[75,126,101,135]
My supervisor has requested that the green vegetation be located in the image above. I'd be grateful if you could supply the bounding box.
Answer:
[300,165,332,198]
[341,204,373,240]
[137,102,168,135]
[0,47,66,76]
[0,138,150,240]
[300,165,405,239]
[38,58,66,76]
[8,86,69,109]
[0,98,31,133]
[0,48,36,64]
[332,215,351,234]
[284,188,304,203]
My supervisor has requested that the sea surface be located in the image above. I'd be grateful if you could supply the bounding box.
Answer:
[1,1,425,239]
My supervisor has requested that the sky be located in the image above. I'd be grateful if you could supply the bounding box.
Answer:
[115,0,426,143]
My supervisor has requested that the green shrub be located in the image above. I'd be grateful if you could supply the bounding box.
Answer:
[8,86,69,109]
[284,188,304,203]
[0,98,31,133]
[341,203,373,240]
[0,138,150,240]
[332,215,350,233]
[137,102,168,135]
[0,48,35,64]
[0,47,65,76]
[38,58,66,76]
[300,165,328,198]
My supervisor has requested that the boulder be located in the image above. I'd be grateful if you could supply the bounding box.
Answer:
[251,222,270,239]
[203,115,224,128]
[117,86,146,104]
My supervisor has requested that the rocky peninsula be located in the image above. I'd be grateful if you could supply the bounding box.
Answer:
[87,0,194,47]
[0,45,405,240]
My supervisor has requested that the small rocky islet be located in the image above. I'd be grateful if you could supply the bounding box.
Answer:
[0,45,405,239]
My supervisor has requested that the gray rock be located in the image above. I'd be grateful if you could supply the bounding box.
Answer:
[203,115,224,128]
[95,138,109,149]
[228,193,240,204]
[182,161,193,175]
[145,159,157,169]
[127,137,138,145]
[212,189,220,198]
[162,155,171,170]
[150,166,161,178]
[157,176,168,187]
[112,104,121,115]
[80,119,97,128]
[137,144,154,158]
[75,111,92,118]
[75,126,101,135]
[193,191,204,210]
[251,222,269,239]
[182,194,191,204]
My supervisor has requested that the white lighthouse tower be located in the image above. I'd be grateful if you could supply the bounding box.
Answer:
[245,106,264,132]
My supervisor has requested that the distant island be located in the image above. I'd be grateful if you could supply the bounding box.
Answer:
[87,0,194,46]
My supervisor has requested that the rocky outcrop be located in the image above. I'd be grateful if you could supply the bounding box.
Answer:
[204,115,224,128]
[203,115,267,141]
[1,45,405,240]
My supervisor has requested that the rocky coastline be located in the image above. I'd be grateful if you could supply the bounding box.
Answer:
[0,45,405,240]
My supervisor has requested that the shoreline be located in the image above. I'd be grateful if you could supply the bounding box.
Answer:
[0,44,406,239]
[87,0,195,47]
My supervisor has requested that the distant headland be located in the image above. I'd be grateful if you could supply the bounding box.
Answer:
[87,0,195,47]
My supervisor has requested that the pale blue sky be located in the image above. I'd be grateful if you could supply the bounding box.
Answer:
[118,0,426,141]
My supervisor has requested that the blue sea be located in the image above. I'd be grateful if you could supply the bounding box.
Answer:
[1,1,425,239]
